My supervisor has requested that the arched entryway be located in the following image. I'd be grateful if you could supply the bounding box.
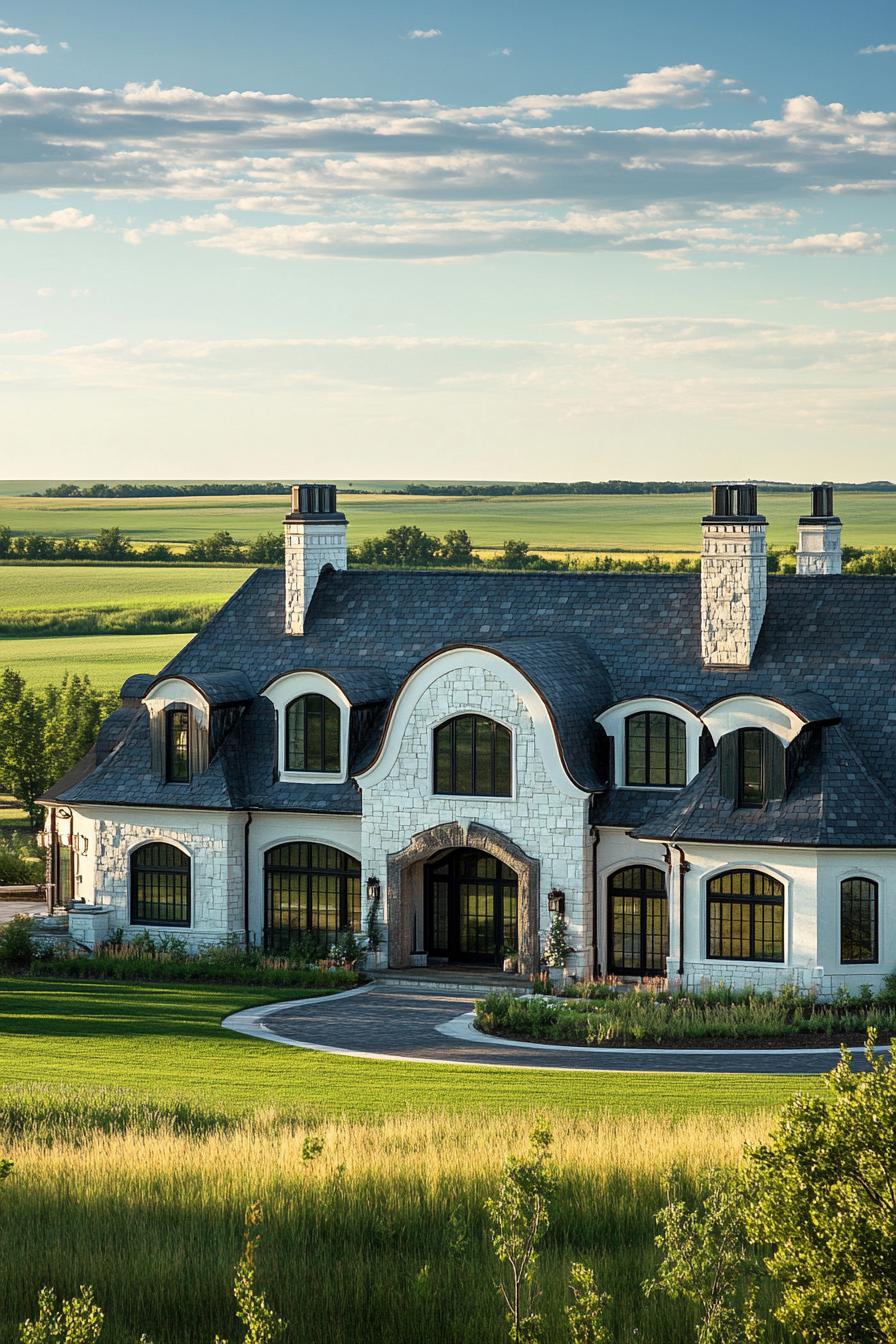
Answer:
[386,822,539,974]
[607,864,668,976]
[425,848,518,966]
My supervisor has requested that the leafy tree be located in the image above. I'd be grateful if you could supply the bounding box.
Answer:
[141,544,175,562]
[495,539,532,570]
[487,1126,555,1344]
[91,529,133,560]
[565,1263,612,1344]
[439,528,476,566]
[744,1036,896,1343]
[0,524,12,557]
[13,533,56,560]
[186,531,246,562]
[0,684,48,828]
[55,537,86,560]
[352,525,441,568]
[246,532,284,564]
[646,1167,761,1344]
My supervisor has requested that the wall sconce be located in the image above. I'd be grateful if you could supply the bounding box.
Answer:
[547,888,565,916]
[77,835,89,856]
[366,876,381,904]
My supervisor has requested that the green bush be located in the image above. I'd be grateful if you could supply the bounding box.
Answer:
[32,941,359,990]
[0,842,43,885]
[0,914,36,968]
[475,986,896,1046]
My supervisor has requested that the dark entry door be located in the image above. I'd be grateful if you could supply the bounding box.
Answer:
[607,865,668,976]
[425,849,518,965]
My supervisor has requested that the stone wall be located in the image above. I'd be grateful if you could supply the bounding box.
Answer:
[284,521,347,635]
[360,663,592,975]
[796,522,842,576]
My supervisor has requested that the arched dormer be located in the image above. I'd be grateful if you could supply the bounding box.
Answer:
[595,696,705,789]
[262,671,351,782]
[143,672,253,784]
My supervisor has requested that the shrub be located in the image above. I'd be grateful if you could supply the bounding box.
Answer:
[0,914,36,968]
[0,841,43,885]
[32,941,359,990]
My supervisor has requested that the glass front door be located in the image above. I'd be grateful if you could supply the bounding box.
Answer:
[425,849,518,965]
[607,865,668,976]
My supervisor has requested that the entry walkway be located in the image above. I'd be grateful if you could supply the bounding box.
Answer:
[222,983,875,1075]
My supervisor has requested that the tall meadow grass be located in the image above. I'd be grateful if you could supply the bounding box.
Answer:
[0,1092,786,1344]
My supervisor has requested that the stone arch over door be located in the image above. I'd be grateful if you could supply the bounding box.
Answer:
[386,821,540,974]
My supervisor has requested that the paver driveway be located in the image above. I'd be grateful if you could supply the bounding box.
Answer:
[223,983,871,1075]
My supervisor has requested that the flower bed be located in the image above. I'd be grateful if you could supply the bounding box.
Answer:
[474,984,896,1048]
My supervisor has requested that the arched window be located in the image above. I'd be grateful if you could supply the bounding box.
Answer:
[707,869,784,962]
[285,694,341,773]
[130,842,190,927]
[625,712,686,787]
[608,865,668,975]
[718,729,785,808]
[263,843,361,952]
[841,878,879,965]
[433,714,512,797]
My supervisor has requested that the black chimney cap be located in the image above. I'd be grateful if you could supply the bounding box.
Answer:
[703,482,766,524]
[286,483,346,522]
[799,483,840,525]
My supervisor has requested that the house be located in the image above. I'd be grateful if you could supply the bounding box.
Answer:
[41,482,896,995]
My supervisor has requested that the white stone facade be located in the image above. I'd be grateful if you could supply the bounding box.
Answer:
[700,520,767,666]
[796,521,842,576]
[284,520,347,635]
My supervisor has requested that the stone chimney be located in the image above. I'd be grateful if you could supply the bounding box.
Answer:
[284,484,347,635]
[796,483,842,576]
[700,483,768,667]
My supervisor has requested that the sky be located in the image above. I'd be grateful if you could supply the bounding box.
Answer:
[1,0,895,482]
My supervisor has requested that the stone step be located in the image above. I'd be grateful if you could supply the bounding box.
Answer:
[368,968,530,996]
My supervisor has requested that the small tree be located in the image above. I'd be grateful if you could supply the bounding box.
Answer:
[92,528,133,561]
[215,1204,286,1344]
[743,1035,896,1344]
[19,1286,104,1344]
[542,913,573,971]
[439,528,475,566]
[646,1167,761,1344]
[486,1126,556,1344]
[565,1263,612,1344]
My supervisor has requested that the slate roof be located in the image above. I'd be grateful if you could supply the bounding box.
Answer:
[147,670,255,706]
[48,567,896,845]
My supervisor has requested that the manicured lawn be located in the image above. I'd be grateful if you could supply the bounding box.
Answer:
[0,632,192,688]
[0,978,818,1117]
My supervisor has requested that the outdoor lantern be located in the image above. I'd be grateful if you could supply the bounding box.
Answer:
[547,888,565,916]
[366,875,381,903]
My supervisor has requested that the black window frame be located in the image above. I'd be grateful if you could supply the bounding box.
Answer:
[706,868,785,963]
[285,693,341,774]
[165,706,191,783]
[432,714,512,797]
[130,842,191,927]
[624,711,687,788]
[840,877,879,965]
[737,727,765,808]
[263,842,361,952]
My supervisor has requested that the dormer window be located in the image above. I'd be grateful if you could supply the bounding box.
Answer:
[625,712,686,787]
[718,727,785,809]
[286,693,341,774]
[165,707,191,783]
[433,715,512,797]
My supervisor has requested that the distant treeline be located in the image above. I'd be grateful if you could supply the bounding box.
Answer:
[3,523,896,576]
[29,479,896,499]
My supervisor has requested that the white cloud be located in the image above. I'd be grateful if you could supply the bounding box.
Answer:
[59,40,69,50]
[0,22,37,37]
[859,43,896,54]
[0,206,95,231]
[509,63,717,111]
[405,28,441,39]
[784,230,882,254]
[0,42,46,54]
[492,47,512,57]
[822,296,896,311]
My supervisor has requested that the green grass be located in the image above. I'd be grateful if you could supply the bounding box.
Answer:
[0,978,816,1118]
[0,563,250,611]
[0,632,191,688]
[3,489,895,552]
[0,978,808,1343]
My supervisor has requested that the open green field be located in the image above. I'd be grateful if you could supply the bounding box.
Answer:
[0,632,191,688]
[0,563,250,612]
[4,489,896,553]
[0,980,811,1343]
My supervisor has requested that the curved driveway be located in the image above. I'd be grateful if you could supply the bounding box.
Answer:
[222,983,875,1075]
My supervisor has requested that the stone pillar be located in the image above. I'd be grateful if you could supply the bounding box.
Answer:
[283,484,347,636]
[700,483,767,668]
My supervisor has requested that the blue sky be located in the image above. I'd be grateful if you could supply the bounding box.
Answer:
[1,0,894,481]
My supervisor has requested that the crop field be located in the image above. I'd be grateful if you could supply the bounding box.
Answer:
[0,564,250,612]
[0,632,192,688]
[0,979,812,1343]
[4,489,896,554]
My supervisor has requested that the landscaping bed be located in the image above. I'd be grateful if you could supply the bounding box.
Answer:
[474,985,896,1049]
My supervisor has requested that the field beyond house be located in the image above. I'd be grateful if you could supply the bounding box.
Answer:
[0,979,812,1343]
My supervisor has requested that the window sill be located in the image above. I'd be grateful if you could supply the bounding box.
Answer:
[280,770,347,785]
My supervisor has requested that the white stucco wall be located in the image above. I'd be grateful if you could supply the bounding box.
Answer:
[245,810,362,946]
[359,656,592,975]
